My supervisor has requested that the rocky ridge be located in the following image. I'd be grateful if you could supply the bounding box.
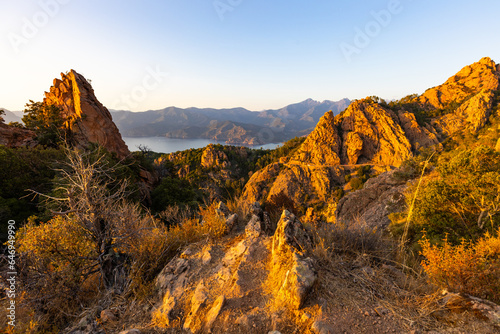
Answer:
[243,57,500,215]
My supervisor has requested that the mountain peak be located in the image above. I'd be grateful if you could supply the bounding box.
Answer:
[420,57,499,109]
[44,70,130,158]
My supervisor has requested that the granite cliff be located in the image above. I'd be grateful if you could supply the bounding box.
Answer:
[44,70,130,158]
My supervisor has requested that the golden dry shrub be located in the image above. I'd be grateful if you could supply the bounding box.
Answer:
[198,202,227,239]
[16,215,100,330]
[420,228,500,302]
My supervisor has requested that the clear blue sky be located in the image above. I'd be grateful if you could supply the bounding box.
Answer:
[1,0,499,112]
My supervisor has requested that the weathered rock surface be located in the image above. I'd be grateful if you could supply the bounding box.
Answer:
[269,210,316,309]
[293,111,342,165]
[419,57,499,109]
[441,291,500,325]
[293,100,413,167]
[433,90,496,136]
[335,170,407,228]
[0,123,36,148]
[43,70,129,158]
[335,100,413,166]
[201,144,231,169]
[243,162,283,203]
[397,111,441,151]
[152,204,273,332]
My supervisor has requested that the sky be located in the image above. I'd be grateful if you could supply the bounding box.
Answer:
[1,0,500,112]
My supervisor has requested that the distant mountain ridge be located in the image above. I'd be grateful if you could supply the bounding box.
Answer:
[110,98,350,145]
[0,109,22,123]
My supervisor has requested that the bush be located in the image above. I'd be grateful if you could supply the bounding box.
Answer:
[403,145,500,245]
[16,215,100,330]
[151,176,202,212]
[349,177,364,190]
[22,100,68,147]
[420,228,500,303]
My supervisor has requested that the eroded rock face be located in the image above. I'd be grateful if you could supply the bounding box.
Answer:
[243,57,500,209]
[269,210,316,309]
[398,111,441,151]
[336,101,412,166]
[293,111,342,165]
[243,162,282,203]
[0,123,36,148]
[419,57,499,109]
[294,100,413,167]
[335,170,407,229]
[201,144,231,169]
[43,70,129,158]
[433,90,495,136]
[419,57,500,136]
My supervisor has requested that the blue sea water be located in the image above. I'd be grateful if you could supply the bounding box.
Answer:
[122,137,281,154]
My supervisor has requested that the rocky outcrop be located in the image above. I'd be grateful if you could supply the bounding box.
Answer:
[151,205,319,332]
[44,70,129,158]
[0,123,36,148]
[294,100,413,167]
[293,111,342,165]
[201,144,230,169]
[243,57,500,209]
[243,162,283,203]
[335,100,412,166]
[152,203,272,332]
[418,57,500,136]
[268,210,316,309]
[267,164,343,203]
[397,111,441,151]
[335,170,408,229]
[419,57,499,109]
[432,90,496,136]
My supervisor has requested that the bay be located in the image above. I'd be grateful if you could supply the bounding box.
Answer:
[123,137,281,154]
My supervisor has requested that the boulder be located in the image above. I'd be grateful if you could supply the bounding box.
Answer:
[335,169,407,228]
[269,210,316,309]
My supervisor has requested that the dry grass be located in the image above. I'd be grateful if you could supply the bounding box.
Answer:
[311,218,395,260]
[226,195,252,222]
[308,217,457,332]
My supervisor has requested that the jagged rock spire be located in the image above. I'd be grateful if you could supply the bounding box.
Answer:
[44,70,129,158]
